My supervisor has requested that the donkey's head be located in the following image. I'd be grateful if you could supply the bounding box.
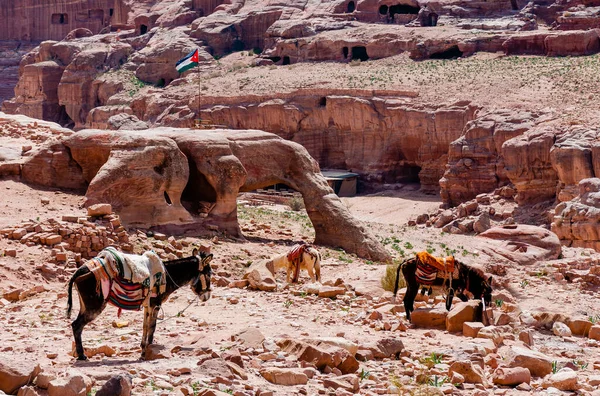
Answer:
[466,265,493,307]
[191,248,213,302]
[481,275,493,307]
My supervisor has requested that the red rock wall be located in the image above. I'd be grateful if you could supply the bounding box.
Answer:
[0,0,129,41]
[191,93,477,192]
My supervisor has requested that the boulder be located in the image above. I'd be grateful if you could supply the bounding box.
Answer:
[478,225,562,264]
[47,371,92,396]
[448,361,486,384]
[359,338,404,360]
[96,375,132,396]
[234,328,265,349]
[542,369,578,391]
[463,322,485,338]
[277,339,358,373]
[567,319,592,337]
[0,359,40,395]
[492,367,531,386]
[410,306,448,330]
[244,260,277,292]
[477,326,504,346]
[552,322,572,337]
[87,203,112,217]
[446,300,482,332]
[17,386,39,396]
[322,375,360,393]
[589,325,600,340]
[259,368,308,386]
[505,346,552,377]
[318,286,346,298]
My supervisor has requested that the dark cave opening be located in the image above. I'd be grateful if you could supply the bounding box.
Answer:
[351,46,369,61]
[319,97,327,107]
[429,45,463,59]
[428,13,439,26]
[398,165,421,183]
[342,47,349,59]
[181,158,217,217]
[389,4,420,17]
[140,24,148,35]
[379,5,389,15]
[347,1,356,13]
[57,105,74,129]
[232,39,245,52]
[282,56,291,65]
[164,191,172,206]
[268,56,281,64]
[511,0,519,10]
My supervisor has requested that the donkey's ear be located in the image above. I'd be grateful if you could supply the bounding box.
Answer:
[203,254,213,265]
[192,248,199,257]
[487,276,493,284]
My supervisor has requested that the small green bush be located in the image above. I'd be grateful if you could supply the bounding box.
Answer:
[381,261,405,292]
[288,196,305,211]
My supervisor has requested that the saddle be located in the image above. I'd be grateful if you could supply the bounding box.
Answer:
[87,247,167,312]
[287,243,309,283]
[415,251,457,286]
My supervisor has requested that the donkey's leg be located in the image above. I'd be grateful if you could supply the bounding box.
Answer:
[307,264,316,283]
[142,305,160,359]
[72,300,107,360]
[140,305,151,352]
[404,284,419,322]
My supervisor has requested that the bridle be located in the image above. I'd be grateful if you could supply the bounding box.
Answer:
[191,254,212,294]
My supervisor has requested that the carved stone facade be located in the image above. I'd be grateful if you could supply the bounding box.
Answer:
[0,0,130,41]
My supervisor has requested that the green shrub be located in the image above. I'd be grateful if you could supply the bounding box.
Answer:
[381,261,405,292]
[288,196,305,211]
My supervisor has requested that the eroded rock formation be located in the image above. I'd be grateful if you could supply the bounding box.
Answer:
[19,125,390,261]
[553,178,600,250]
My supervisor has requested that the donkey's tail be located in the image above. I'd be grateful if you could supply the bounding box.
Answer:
[66,266,87,318]
[393,259,410,297]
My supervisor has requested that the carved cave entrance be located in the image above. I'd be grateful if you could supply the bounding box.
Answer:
[347,1,356,12]
[52,14,69,24]
[398,165,421,184]
[510,0,519,10]
[140,24,148,35]
[57,106,74,129]
[430,45,463,59]
[181,158,217,217]
[351,46,369,61]
[379,4,419,22]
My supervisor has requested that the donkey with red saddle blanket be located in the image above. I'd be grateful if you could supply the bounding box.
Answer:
[393,252,492,321]
[67,247,213,360]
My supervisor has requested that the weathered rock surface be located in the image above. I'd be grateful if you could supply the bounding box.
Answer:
[259,368,308,386]
[96,374,132,396]
[446,300,482,332]
[277,338,359,374]
[0,359,40,395]
[441,110,536,206]
[504,346,553,377]
[410,305,448,330]
[492,366,530,386]
[20,127,389,261]
[478,224,561,265]
[244,260,277,292]
[553,178,600,250]
[47,370,92,396]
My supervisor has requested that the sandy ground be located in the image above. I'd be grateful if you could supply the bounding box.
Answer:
[1,179,600,395]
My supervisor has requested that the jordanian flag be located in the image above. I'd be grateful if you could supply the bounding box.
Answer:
[176,48,199,73]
